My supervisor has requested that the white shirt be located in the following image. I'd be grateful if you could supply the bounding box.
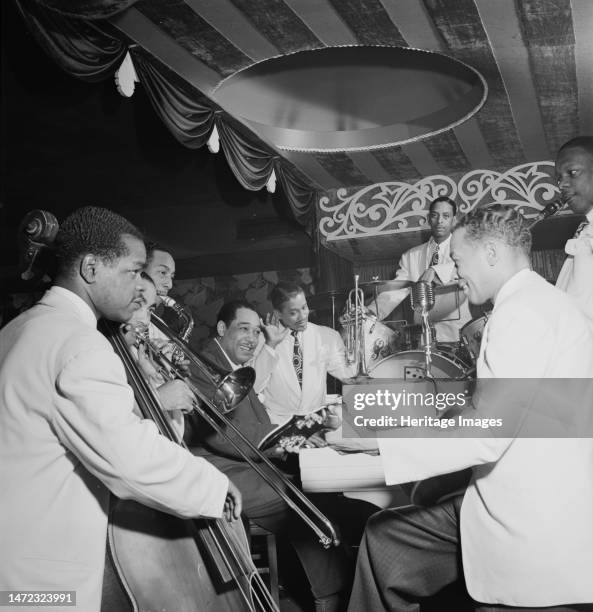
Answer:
[0,287,228,612]
[254,322,355,424]
[556,207,593,324]
[378,269,593,605]
[370,234,472,342]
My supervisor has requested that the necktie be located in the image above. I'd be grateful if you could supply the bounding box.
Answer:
[430,244,440,266]
[292,330,303,387]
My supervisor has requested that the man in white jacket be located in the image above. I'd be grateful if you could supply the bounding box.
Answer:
[254,281,356,424]
[0,206,240,612]
[368,196,472,343]
[341,205,593,610]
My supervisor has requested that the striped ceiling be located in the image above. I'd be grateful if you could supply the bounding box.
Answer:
[108,0,593,193]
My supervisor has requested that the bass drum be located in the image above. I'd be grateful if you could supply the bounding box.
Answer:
[368,350,468,380]
[368,350,472,507]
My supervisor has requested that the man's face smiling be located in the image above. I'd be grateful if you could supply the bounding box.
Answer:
[277,292,309,332]
[555,146,593,216]
[145,250,176,301]
[428,200,455,243]
[218,307,262,365]
[450,228,493,305]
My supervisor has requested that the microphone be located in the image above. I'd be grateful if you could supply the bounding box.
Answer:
[411,281,436,378]
[410,281,435,314]
[527,198,565,230]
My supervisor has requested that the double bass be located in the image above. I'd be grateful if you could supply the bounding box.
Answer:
[99,319,279,612]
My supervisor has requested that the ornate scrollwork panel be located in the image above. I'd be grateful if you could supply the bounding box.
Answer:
[319,161,563,242]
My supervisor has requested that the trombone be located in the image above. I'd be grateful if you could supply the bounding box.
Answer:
[145,312,340,549]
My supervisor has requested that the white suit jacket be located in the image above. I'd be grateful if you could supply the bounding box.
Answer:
[371,236,472,342]
[0,287,228,612]
[555,208,593,324]
[379,269,593,606]
[254,322,356,424]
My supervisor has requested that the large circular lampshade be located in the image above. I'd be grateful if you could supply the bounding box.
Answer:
[212,46,487,152]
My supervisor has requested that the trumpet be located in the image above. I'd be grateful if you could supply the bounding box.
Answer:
[343,275,369,378]
[144,315,340,549]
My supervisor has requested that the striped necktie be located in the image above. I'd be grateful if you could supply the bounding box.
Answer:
[292,330,303,387]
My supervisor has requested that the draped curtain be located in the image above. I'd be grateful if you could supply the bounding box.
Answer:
[36,0,138,20]
[15,0,127,82]
[131,50,215,150]
[16,0,318,233]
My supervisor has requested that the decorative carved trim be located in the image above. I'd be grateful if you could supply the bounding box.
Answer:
[319,161,564,241]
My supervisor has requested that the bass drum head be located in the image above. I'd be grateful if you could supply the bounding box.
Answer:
[369,350,467,379]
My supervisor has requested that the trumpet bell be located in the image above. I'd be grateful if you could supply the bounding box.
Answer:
[212,366,256,414]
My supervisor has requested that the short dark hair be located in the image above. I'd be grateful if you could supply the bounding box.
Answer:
[217,300,257,327]
[146,241,172,265]
[270,281,305,311]
[55,206,143,276]
[558,136,593,157]
[453,204,531,256]
[429,196,457,216]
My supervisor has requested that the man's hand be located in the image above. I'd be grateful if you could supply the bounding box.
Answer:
[261,313,290,349]
[321,406,341,431]
[157,380,195,413]
[224,480,242,521]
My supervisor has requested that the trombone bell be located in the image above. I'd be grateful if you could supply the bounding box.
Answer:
[149,311,255,412]
[202,358,256,414]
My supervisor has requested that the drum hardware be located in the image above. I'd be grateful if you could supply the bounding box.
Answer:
[306,289,348,330]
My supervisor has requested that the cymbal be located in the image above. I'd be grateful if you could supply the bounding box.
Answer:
[307,289,348,309]
[433,282,465,296]
[361,279,414,290]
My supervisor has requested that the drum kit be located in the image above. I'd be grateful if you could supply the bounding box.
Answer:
[311,276,489,381]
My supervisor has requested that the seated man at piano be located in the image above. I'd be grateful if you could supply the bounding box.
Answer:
[333,205,593,611]
[367,195,472,344]
[184,299,374,612]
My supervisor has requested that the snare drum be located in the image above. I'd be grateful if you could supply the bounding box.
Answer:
[368,350,469,379]
[342,314,402,369]
[460,314,489,365]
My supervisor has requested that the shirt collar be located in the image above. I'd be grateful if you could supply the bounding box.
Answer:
[428,234,451,251]
[493,267,532,307]
[49,286,97,327]
[586,208,593,224]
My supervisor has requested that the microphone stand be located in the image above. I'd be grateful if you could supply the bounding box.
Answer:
[411,281,435,379]
[421,310,434,378]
